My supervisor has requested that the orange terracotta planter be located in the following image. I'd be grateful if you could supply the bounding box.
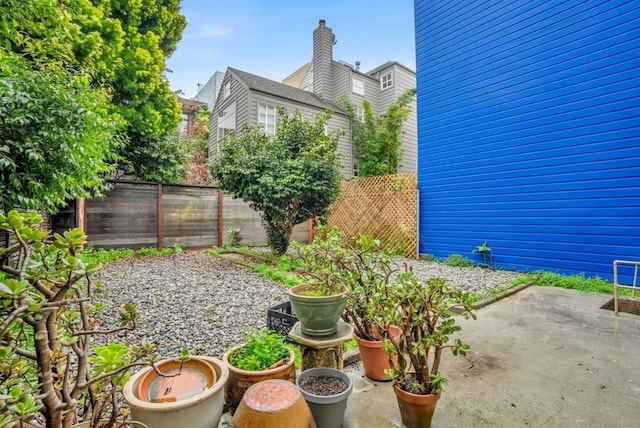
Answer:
[392,384,440,428]
[222,346,296,414]
[232,379,315,427]
[354,326,400,381]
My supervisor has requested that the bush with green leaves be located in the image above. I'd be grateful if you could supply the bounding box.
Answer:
[381,272,476,395]
[443,253,475,267]
[228,329,291,371]
[0,211,157,428]
[210,107,343,255]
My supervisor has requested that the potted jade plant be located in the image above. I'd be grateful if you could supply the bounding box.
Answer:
[222,328,296,414]
[289,231,350,337]
[0,210,156,428]
[295,228,399,380]
[381,271,476,428]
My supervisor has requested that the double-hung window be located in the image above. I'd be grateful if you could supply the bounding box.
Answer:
[223,81,231,99]
[217,102,236,141]
[259,103,276,135]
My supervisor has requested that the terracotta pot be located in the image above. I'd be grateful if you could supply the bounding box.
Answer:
[288,284,348,337]
[392,384,440,428]
[354,326,401,381]
[123,356,228,428]
[232,379,315,427]
[222,346,296,414]
[137,358,216,403]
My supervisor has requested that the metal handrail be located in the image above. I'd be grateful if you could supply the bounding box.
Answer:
[613,260,640,316]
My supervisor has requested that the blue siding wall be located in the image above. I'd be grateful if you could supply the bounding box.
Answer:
[414,1,640,280]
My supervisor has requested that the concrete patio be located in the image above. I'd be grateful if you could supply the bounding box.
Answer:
[342,286,640,427]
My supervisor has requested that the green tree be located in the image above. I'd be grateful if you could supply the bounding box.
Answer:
[0,51,122,212]
[210,108,343,255]
[339,88,416,177]
[0,0,188,183]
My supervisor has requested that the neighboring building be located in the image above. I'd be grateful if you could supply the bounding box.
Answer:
[177,97,206,136]
[283,20,417,176]
[210,20,416,177]
[194,70,225,111]
[209,67,353,173]
[414,1,640,280]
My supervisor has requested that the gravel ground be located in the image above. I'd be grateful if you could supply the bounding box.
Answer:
[94,251,522,360]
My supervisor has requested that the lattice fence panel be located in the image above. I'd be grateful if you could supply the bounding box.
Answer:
[321,173,417,257]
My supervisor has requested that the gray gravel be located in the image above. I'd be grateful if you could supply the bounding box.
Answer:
[94,251,522,360]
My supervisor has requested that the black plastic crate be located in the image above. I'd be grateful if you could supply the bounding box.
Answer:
[267,301,298,339]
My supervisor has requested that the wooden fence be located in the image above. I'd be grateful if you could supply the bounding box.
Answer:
[323,173,418,257]
[49,174,417,254]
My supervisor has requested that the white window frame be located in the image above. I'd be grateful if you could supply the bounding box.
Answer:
[217,101,236,141]
[356,106,365,122]
[381,71,393,90]
[352,78,364,95]
[258,103,276,135]
[223,81,231,99]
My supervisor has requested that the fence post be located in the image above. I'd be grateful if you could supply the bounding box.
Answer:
[76,198,86,233]
[157,183,163,250]
[217,190,223,247]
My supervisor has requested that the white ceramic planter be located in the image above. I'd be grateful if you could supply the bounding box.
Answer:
[123,356,228,428]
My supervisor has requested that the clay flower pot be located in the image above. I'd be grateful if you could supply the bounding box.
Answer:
[288,284,348,337]
[123,356,228,428]
[392,384,441,428]
[297,367,353,428]
[222,347,296,414]
[354,326,401,381]
[232,379,315,427]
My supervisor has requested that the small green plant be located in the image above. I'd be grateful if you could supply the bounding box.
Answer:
[224,227,242,247]
[173,243,184,254]
[135,247,161,257]
[443,253,475,267]
[229,329,291,371]
[473,241,494,269]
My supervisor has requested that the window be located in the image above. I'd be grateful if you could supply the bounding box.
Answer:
[356,106,365,122]
[352,78,364,95]
[259,103,276,135]
[381,72,393,90]
[223,81,231,99]
[178,113,189,134]
[217,102,236,141]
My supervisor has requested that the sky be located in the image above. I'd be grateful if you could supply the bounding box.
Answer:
[166,0,416,99]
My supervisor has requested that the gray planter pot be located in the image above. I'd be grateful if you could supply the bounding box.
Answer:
[296,367,353,428]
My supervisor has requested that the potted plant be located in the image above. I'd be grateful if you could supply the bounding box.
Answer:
[289,231,350,337]
[380,271,476,428]
[296,367,353,428]
[0,210,156,428]
[222,328,296,414]
[294,228,398,380]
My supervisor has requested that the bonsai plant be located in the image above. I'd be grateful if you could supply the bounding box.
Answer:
[294,227,399,379]
[0,210,156,428]
[380,271,476,428]
[222,328,296,414]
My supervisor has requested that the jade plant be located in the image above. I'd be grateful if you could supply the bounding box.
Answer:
[381,271,476,395]
[228,328,291,371]
[294,227,397,340]
[0,211,156,428]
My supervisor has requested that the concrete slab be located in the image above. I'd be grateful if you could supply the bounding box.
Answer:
[341,286,640,427]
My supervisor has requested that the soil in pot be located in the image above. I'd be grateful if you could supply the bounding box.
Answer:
[298,375,349,396]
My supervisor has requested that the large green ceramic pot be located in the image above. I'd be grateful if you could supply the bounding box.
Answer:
[288,284,348,337]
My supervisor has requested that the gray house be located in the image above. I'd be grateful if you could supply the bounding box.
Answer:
[209,19,416,177]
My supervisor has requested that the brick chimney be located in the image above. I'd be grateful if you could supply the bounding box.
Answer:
[312,19,334,100]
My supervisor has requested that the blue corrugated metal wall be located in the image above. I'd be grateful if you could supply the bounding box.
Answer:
[415,1,640,280]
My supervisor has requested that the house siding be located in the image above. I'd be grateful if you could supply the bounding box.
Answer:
[209,72,249,154]
[415,1,640,280]
[394,65,417,173]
